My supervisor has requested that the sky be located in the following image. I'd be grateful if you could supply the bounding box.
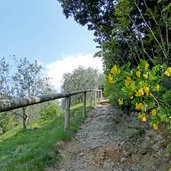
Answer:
[0,0,103,90]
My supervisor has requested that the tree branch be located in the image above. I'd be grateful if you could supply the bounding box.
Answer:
[134,0,167,59]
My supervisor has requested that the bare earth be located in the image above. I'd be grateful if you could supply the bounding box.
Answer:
[46,104,171,171]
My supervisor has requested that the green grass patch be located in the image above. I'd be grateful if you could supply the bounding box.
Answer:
[0,103,90,171]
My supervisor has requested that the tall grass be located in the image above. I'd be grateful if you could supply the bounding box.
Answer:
[0,103,90,171]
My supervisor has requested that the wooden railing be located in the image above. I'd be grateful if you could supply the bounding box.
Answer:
[0,89,103,132]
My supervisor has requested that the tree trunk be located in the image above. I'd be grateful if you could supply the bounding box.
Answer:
[22,107,27,130]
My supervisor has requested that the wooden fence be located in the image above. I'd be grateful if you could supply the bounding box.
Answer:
[0,89,103,132]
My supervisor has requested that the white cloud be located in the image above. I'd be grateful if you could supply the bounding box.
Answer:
[46,54,103,91]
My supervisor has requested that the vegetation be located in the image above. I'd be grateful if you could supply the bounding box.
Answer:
[58,0,171,129]
[61,65,104,105]
[0,57,11,97]
[57,0,115,44]
[107,59,171,130]
[58,0,171,67]
[0,57,97,170]
[58,0,171,155]
[0,0,171,169]
[0,102,89,171]
[0,56,54,131]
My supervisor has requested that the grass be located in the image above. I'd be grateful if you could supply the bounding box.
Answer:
[0,103,90,171]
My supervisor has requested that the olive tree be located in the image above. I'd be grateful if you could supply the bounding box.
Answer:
[11,57,52,130]
[61,66,103,106]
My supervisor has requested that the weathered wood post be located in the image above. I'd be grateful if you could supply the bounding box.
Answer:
[100,90,103,99]
[89,91,93,108]
[97,90,99,99]
[94,90,96,106]
[83,91,86,117]
[64,96,71,132]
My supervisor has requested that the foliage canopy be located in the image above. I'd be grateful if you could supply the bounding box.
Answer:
[58,0,171,67]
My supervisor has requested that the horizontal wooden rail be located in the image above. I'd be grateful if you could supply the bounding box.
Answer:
[0,89,103,132]
[0,89,93,112]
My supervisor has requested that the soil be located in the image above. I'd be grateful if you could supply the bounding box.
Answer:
[46,104,171,171]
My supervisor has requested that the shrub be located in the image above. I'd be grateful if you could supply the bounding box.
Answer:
[0,112,15,134]
[107,60,171,131]
[39,101,62,121]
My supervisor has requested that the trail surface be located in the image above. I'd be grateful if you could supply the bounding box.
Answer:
[47,104,171,171]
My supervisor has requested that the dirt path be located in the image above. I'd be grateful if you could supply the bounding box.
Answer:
[47,104,171,171]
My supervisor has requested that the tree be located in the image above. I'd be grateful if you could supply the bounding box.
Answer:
[58,0,171,68]
[61,66,103,105]
[57,0,116,44]
[0,57,11,98]
[0,57,56,131]
[11,57,52,130]
[12,57,51,98]
[109,0,171,66]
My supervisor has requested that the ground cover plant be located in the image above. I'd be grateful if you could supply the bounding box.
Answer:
[0,103,89,171]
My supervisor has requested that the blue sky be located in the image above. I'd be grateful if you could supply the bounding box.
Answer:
[0,0,103,89]
[0,0,99,63]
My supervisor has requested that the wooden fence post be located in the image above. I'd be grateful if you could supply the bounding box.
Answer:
[89,91,93,108]
[22,107,27,130]
[100,90,103,99]
[64,96,71,132]
[94,90,96,106]
[83,91,86,118]
[97,90,99,99]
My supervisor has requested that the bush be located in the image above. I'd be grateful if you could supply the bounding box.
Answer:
[107,60,171,131]
[39,101,62,121]
[0,112,15,134]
